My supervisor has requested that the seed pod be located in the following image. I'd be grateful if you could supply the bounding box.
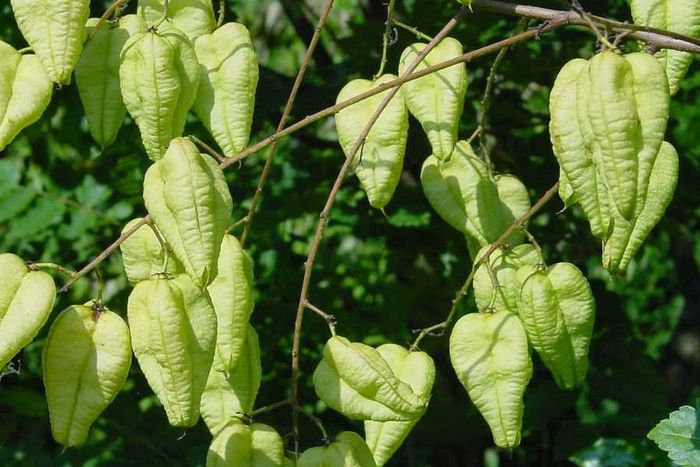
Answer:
[421,140,530,248]
[299,431,377,467]
[193,22,259,157]
[43,302,131,446]
[206,419,285,467]
[127,273,217,427]
[334,74,409,209]
[75,15,146,148]
[313,336,429,422]
[473,244,542,313]
[10,0,90,84]
[515,263,595,390]
[449,310,532,448]
[364,345,435,467]
[143,137,233,288]
[0,253,55,368]
[120,27,200,160]
[631,0,700,95]
[138,0,216,40]
[398,37,467,160]
[119,218,183,284]
[201,325,262,435]
[0,42,53,152]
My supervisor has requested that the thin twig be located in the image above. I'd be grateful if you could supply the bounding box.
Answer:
[295,405,328,440]
[392,19,434,42]
[217,0,226,28]
[240,0,336,249]
[304,301,337,335]
[30,262,76,277]
[91,0,130,38]
[189,135,226,163]
[226,216,250,233]
[375,0,397,79]
[251,399,292,417]
[569,0,614,49]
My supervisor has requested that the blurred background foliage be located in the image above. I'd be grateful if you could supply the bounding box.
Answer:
[0,0,698,465]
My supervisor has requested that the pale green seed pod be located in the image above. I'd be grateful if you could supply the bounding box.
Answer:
[43,302,131,447]
[201,325,262,434]
[398,37,467,160]
[127,273,217,427]
[449,310,532,448]
[10,0,90,84]
[193,22,259,157]
[139,0,216,40]
[206,419,285,467]
[75,15,146,148]
[119,218,183,284]
[207,234,255,371]
[120,27,200,160]
[143,137,233,288]
[631,0,700,95]
[473,244,542,313]
[0,253,55,368]
[364,345,435,467]
[313,336,429,421]
[334,75,409,209]
[421,140,530,247]
[0,42,53,152]
[298,432,377,467]
[515,263,595,390]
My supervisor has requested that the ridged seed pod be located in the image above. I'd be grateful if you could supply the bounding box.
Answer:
[138,0,216,40]
[119,218,183,284]
[206,420,285,467]
[298,431,377,467]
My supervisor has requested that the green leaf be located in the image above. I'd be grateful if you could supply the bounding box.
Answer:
[648,405,700,466]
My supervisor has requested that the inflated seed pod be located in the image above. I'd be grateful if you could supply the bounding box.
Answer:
[75,15,146,147]
[138,0,216,40]
[631,0,700,95]
[193,22,259,157]
[449,310,532,448]
[421,140,530,248]
[472,244,542,313]
[334,74,409,209]
[120,27,200,160]
[515,263,595,390]
[364,345,435,466]
[313,336,429,422]
[10,0,90,84]
[0,42,53,151]
[119,218,183,284]
[206,419,285,467]
[200,325,262,434]
[43,302,131,446]
[143,137,233,288]
[0,253,55,368]
[398,37,467,160]
[127,273,217,427]
[298,431,377,467]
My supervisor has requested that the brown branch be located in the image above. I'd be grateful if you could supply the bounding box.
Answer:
[91,0,130,38]
[240,0,336,249]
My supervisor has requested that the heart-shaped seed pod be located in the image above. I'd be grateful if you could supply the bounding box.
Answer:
[127,273,217,427]
[298,431,377,467]
[119,218,184,285]
[450,310,532,448]
[138,0,216,40]
[193,22,259,157]
[43,302,131,447]
[0,253,55,368]
[206,419,285,467]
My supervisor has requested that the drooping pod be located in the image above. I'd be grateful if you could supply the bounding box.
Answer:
[334,74,409,209]
[43,302,131,447]
[313,336,429,422]
[206,419,285,467]
[449,310,532,448]
[138,0,216,40]
[398,37,467,160]
[10,0,91,84]
[0,253,55,368]
[200,325,262,434]
[0,42,53,152]
[119,218,183,284]
[193,22,259,157]
[298,431,377,467]
[630,0,700,95]
[515,263,595,390]
[421,140,530,248]
[75,15,147,148]
[127,273,217,427]
[143,137,233,288]
[364,345,435,467]
[120,27,200,160]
